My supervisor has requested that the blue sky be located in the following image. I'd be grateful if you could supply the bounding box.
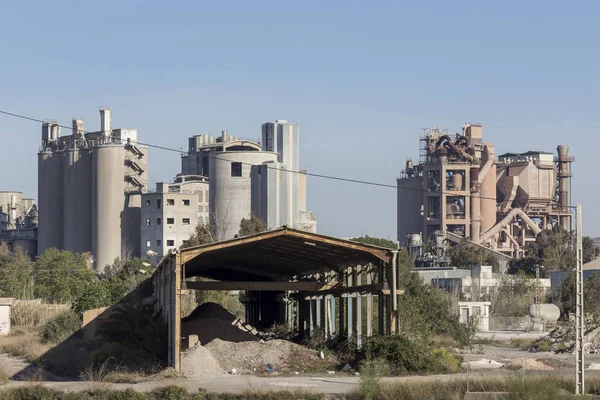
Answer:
[1,1,598,238]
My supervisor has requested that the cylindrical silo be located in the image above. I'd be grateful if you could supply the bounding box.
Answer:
[37,150,64,254]
[92,144,125,273]
[397,177,424,246]
[209,151,278,240]
[480,144,497,234]
[63,148,93,254]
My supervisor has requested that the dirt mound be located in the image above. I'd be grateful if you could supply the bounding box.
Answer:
[506,358,554,371]
[183,302,237,323]
[182,302,258,345]
[181,344,225,378]
[206,338,327,374]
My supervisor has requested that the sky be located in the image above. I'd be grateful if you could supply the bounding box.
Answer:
[0,1,598,238]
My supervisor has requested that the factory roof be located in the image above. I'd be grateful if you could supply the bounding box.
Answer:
[163,227,393,281]
[498,151,554,158]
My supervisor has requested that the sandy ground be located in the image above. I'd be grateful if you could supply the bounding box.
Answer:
[3,343,600,394]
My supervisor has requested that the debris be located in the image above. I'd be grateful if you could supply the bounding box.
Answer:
[206,338,326,375]
[231,368,237,375]
[462,359,504,370]
[588,363,600,370]
[354,372,360,376]
[267,363,274,373]
[294,371,299,375]
[327,371,335,374]
[342,364,352,372]
[320,351,325,359]
[506,358,554,371]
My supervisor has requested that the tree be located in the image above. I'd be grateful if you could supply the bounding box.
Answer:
[183,223,217,249]
[238,213,267,237]
[510,226,576,276]
[449,239,500,272]
[350,235,398,250]
[0,243,33,299]
[33,248,97,303]
[583,237,596,264]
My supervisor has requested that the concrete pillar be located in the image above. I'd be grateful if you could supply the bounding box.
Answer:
[330,296,336,338]
[366,265,373,337]
[347,267,354,339]
[378,261,385,335]
[356,266,363,348]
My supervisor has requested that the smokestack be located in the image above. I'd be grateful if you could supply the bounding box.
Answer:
[9,195,16,227]
[100,107,111,136]
[222,130,228,143]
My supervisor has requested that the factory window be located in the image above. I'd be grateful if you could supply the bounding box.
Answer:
[167,218,175,225]
[183,199,190,206]
[156,218,161,225]
[145,218,151,226]
[157,199,161,209]
[156,240,161,246]
[182,218,190,225]
[145,200,151,207]
[145,240,151,248]
[167,239,175,246]
[231,162,242,177]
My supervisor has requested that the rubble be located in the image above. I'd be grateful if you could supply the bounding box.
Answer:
[181,343,225,378]
[182,302,259,345]
[506,358,554,371]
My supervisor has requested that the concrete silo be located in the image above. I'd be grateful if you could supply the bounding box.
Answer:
[92,144,125,272]
[397,159,424,246]
[63,148,93,254]
[209,150,278,239]
[37,150,64,254]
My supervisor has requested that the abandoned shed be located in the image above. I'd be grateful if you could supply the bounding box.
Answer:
[152,227,402,371]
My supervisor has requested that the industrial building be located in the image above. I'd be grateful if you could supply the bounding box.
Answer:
[0,191,38,256]
[141,183,200,261]
[397,124,573,259]
[180,121,316,240]
[37,107,148,272]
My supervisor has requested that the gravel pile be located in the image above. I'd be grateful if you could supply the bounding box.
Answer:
[506,358,554,371]
[182,302,258,345]
[205,338,323,374]
[181,343,225,378]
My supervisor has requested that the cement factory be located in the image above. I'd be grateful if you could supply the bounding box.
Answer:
[397,123,574,260]
[0,112,576,272]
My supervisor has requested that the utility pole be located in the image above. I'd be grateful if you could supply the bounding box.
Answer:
[575,203,584,395]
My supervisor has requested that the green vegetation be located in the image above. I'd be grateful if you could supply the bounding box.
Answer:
[90,301,168,371]
[0,243,33,298]
[583,236,598,264]
[350,235,398,250]
[449,238,499,271]
[548,271,600,319]
[510,226,576,276]
[39,309,81,344]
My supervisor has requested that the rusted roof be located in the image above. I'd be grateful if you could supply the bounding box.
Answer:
[169,227,392,281]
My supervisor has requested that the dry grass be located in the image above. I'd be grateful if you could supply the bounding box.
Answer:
[0,328,50,362]
[0,366,8,385]
[10,301,69,327]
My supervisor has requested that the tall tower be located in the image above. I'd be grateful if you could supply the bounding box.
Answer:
[261,121,299,227]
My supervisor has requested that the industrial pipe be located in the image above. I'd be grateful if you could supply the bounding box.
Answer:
[435,135,474,162]
[479,208,542,243]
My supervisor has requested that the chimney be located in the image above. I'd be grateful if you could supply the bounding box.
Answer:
[222,130,228,143]
[100,106,111,136]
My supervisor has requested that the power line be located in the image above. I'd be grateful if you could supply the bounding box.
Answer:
[0,108,501,200]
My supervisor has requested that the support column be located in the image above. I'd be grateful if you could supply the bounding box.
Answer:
[377,261,385,335]
[330,296,337,338]
[356,265,363,348]
[347,266,354,339]
[338,270,345,337]
[389,251,398,334]
[366,264,373,337]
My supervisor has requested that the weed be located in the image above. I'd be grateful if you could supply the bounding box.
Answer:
[0,366,8,385]
[0,328,50,362]
[39,309,81,344]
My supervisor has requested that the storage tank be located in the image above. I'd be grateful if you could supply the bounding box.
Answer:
[209,151,278,240]
[63,148,93,254]
[528,303,560,323]
[92,144,125,272]
[37,151,64,254]
[397,177,424,246]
